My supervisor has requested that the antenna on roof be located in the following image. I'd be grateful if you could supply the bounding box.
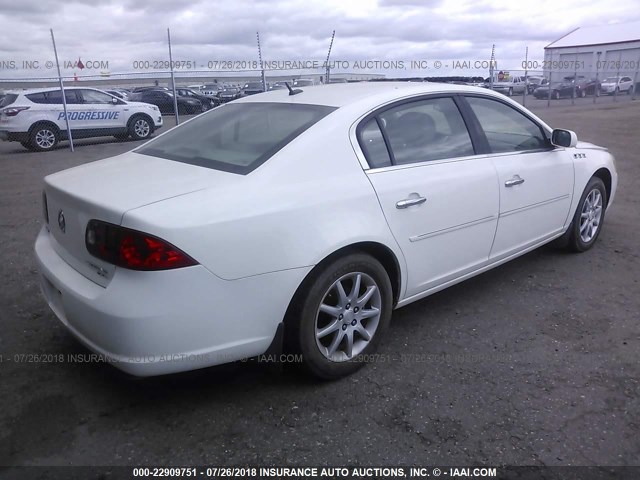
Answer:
[285,82,303,96]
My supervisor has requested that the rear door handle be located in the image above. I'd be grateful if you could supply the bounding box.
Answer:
[505,175,525,187]
[396,196,427,209]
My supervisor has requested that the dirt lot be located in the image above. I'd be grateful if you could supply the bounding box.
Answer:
[0,100,638,471]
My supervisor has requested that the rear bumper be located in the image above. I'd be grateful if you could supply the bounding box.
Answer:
[35,226,309,376]
[0,130,28,142]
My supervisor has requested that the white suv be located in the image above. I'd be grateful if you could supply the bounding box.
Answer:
[600,76,634,95]
[0,87,163,151]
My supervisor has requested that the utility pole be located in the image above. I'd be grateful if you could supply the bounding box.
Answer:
[325,30,336,84]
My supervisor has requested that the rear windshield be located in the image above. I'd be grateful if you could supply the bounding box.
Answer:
[136,102,336,174]
[0,94,18,107]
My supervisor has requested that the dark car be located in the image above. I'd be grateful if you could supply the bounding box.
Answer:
[241,82,266,96]
[534,76,600,100]
[217,87,241,103]
[132,86,170,93]
[129,90,204,114]
[175,88,221,109]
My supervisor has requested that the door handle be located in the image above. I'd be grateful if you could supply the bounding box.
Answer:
[505,175,525,187]
[396,196,427,209]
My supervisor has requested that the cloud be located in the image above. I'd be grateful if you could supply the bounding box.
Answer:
[0,0,639,80]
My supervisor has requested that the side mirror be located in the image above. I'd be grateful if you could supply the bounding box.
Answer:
[551,129,578,148]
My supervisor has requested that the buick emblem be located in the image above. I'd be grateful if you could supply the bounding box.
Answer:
[57,210,66,233]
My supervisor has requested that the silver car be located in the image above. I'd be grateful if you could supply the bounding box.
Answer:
[492,75,527,96]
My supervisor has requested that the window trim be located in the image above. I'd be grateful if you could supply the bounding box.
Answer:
[355,93,481,169]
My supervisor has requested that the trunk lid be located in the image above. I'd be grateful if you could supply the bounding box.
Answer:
[43,151,238,286]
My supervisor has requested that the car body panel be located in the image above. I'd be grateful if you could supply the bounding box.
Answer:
[34,82,618,376]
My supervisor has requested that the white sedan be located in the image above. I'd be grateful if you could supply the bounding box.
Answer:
[35,82,618,379]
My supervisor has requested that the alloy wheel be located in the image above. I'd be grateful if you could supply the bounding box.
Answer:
[579,189,603,243]
[315,272,382,362]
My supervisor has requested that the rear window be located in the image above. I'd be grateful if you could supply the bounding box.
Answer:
[136,102,336,174]
[0,94,18,107]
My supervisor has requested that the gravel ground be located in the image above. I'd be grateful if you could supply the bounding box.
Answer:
[0,100,638,471]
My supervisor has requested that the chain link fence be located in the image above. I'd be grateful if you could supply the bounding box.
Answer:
[1,30,638,152]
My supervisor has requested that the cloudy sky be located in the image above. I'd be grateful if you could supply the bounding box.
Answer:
[1,0,639,80]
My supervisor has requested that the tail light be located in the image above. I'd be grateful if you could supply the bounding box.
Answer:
[85,220,197,271]
[2,106,30,116]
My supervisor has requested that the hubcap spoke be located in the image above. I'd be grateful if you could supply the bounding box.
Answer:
[356,285,377,306]
[319,303,341,318]
[359,307,380,320]
[326,330,345,357]
[350,273,361,301]
[355,324,371,341]
[317,320,340,339]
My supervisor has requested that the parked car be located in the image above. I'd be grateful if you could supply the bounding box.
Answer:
[129,90,204,114]
[217,87,242,102]
[268,84,287,91]
[201,84,222,97]
[241,82,266,96]
[175,88,221,109]
[35,83,617,379]
[534,76,600,99]
[525,76,547,94]
[132,86,170,93]
[105,89,130,100]
[0,87,162,151]
[292,78,317,87]
[600,76,634,95]
[492,75,527,96]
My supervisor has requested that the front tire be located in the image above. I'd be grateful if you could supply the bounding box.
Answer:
[128,115,153,141]
[566,177,607,252]
[285,253,393,379]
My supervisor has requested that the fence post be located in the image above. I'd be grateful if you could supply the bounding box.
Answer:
[50,29,74,152]
[523,46,528,107]
[325,30,336,84]
[256,32,266,92]
[614,51,622,103]
[632,54,639,100]
[594,52,601,104]
[571,49,578,105]
[489,44,495,91]
[167,28,180,125]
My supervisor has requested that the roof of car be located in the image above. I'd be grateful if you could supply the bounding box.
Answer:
[233,81,503,108]
[6,86,104,95]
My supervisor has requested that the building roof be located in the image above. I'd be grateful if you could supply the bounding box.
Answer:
[546,20,640,49]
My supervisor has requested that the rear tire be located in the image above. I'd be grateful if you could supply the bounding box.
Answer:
[566,177,607,253]
[28,123,59,152]
[285,253,393,379]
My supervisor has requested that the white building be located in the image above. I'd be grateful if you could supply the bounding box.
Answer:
[544,20,640,81]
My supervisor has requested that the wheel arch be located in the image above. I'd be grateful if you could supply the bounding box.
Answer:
[28,120,60,136]
[593,167,612,206]
[127,112,154,129]
[283,241,402,327]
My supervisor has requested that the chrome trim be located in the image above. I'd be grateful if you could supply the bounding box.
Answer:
[409,215,496,243]
[500,194,571,218]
